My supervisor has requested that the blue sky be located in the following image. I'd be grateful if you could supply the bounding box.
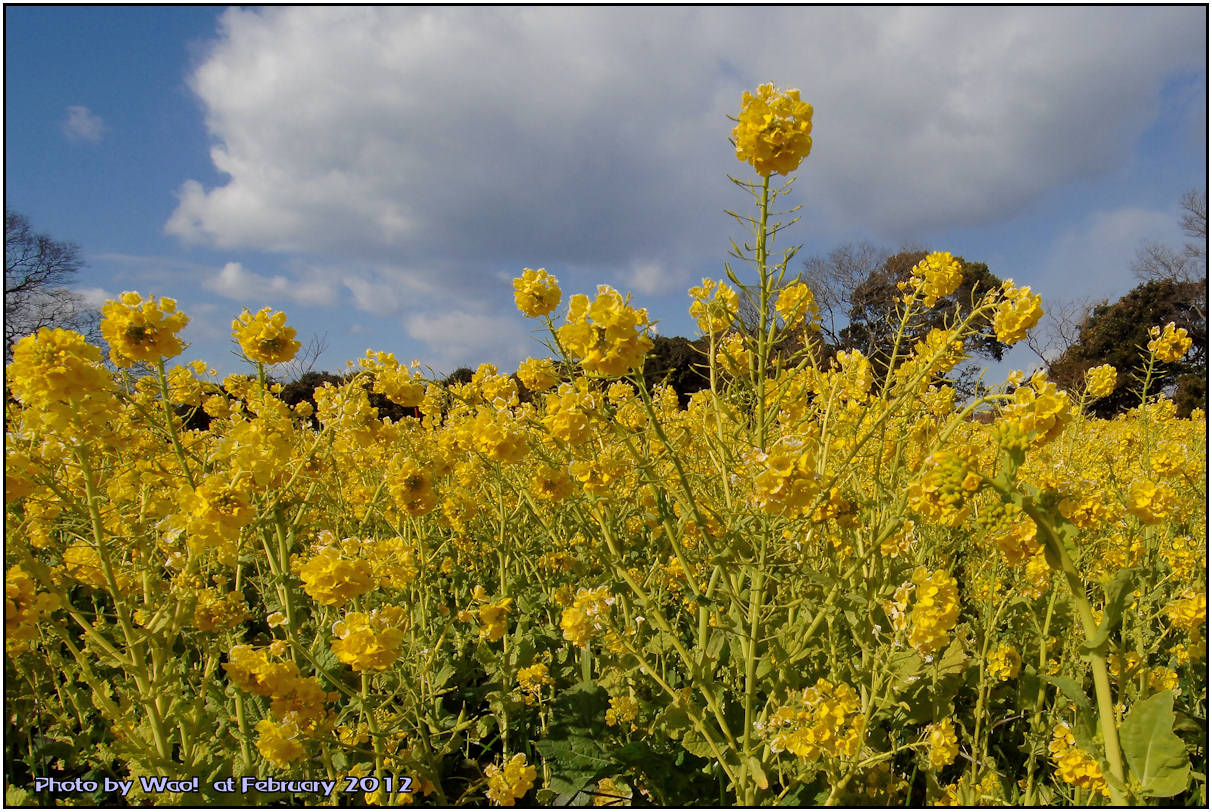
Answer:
[5,6,1207,380]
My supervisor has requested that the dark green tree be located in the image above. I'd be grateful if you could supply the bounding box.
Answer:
[1047,278,1207,417]
[640,335,711,406]
[829,250,1008,396]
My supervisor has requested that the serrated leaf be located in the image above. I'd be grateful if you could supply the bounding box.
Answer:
[1120,690,1190,798]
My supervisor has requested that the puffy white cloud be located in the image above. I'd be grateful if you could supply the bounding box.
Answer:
[204,261,338,307]
[62,105,105,142]
[72,286,116,310]
[404,308,533,372]
[167,6,1204,303]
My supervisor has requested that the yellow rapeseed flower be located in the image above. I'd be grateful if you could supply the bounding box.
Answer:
[232,307,301,365]
[513,268,562,318]
[732,83,814,177]
[100,291,190,366]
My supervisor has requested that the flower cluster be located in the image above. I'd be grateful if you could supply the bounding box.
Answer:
[688,277,739,334]
[732,83,814,177]
[232,307,301,365]
[5,565,57,653]
[908,568,960,656]
[902,252,963,308]
[907,448,981,527]
[775,281,819,329]
[299,542,375,607]
[925,718,959,770]
[560,586,616,648]
[986,643,1022,681]
[224,645,333,727]
[758,678,864,762]
[750,437,822,518]
[999,372,1072,447]
[992,281,1043,345]
[1147,322,1192,363]
[484,753,536,806]
[1126,478,1177,524]
[7,328,116,435]
[1048,722,1110,798]
[517,356,560,392]
[516,663,553,704]
[557,286,654,377]
[361,351,426,407]
[1084,364,1117,400]
[477,597,513,642]
[331,607,407,671]
[100,291,190,366]
[513,267,562,318]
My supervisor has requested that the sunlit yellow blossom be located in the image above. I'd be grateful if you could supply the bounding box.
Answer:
[6,565,57,653]
[516,663,553,704]
[992,281,1043,345]
[192,590,249,633]
[517,357,560,392]
[232,307,301,364]
[478,598,512,642]
[605,695,639,728]
[759,678,864,761]
[1049,722,1109,797]
[908,568,960,656]
[775,281,819,329]
[7,328,116,434]
[561,586,615,648]
[986,644,1022,681]
[925,719,959,770]
[1126,478,1176,524]
[513,268,562,317]
[299,544,375,607]
[557,286,653,377]
[688,278,739,334]
[331,608,407,671]
[100,291,189,366]
[485,753,536,806]
[732,83,814,177]
[387,457,438,517]
[1147,322,1192,363]
[255,718,306,769]
[904,252,963,308]
[1084,364,1117,399]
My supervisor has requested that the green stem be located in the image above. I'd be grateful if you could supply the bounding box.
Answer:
[156,358,196,489]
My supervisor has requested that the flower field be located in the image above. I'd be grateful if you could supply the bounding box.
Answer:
[5,85,1207,806]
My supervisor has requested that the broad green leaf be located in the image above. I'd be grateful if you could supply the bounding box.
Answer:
[1120,690,1190,798]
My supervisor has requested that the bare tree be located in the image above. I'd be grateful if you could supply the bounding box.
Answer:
[1132,188,1208,285]
[1025,295,1098,366]
[1180,188,1207,263]
[279,331,330,382]
[5,210,99,359]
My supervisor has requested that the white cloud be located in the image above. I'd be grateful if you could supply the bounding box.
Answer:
[1036,206,1181,304]
[62,105,106,142]
[204,261,338,307]
[405,309,533,372]
[72,286,116,310]
[167,7,1204,302]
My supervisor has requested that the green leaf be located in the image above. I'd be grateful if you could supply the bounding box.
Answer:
[1040,674,1093,713]
[1082,568,1135,653]
[1120,690,1191,798]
